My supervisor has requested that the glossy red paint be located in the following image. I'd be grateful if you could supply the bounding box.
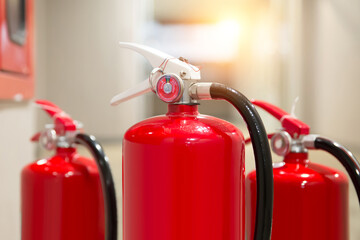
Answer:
[0,0,34,99]
[35,100,77,133]
[123,104,245,240]
[251,100,309,137]
[21,147,105,240]
[246,152,349,240]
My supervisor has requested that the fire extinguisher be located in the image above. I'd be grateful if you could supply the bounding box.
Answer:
[246,100,360,240]
[21,100,117,240]
[108,42,274,240]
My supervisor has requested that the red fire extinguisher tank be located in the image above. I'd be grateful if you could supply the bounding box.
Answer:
[123,104,245,240]
[246,152,348,239]
[21,100,105,240]
[21,148,105,240]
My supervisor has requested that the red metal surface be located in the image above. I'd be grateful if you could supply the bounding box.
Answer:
[123,104,245,240]
[251,100,310,137]
[35,100,77,133]
[0,0,34,99]
[246,152,349,240]
[21,147,105,240]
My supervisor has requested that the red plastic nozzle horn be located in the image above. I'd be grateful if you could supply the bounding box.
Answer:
[251,100,310,137]
[35,99,77,134]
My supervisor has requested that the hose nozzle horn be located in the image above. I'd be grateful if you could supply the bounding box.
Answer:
[111,42,201,106]
[251,100,310,138]
[31,100,81,150]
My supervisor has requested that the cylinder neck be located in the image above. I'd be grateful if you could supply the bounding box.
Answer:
[166,104,199,117]
[55,147,77,160]
[284,152,309,164]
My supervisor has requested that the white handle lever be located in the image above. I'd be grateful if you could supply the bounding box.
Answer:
[118,42,200,80]
[110,79,152,106]
[118,42,173,69]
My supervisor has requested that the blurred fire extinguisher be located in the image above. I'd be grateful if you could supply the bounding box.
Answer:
[106,42,274,240]
[246,100,360,240]
[21,100,117,240]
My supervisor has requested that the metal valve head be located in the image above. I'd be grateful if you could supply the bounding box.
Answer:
[271,131,292,156]
[251,99,311,156]
[39,127,57,150]
[31,100,83,150]
[111,42,201,106]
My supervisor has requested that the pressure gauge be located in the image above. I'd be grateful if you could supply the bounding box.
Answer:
[156,74,184,103]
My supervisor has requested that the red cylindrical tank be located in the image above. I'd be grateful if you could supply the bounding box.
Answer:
[123,104,245,240]
[246,152,348,239]
[21,147,105,240]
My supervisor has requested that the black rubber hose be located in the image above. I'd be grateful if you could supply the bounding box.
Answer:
[314,137,360,204]
[75,133,117,240]
[210,83,273,240]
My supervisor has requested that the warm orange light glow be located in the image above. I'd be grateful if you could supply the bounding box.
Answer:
[252,14,277,58]
[148,18,246,62]
[215,19,242,40]
[205,18,243,60]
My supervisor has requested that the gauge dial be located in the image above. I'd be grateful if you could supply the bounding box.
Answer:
[156,74,183,103]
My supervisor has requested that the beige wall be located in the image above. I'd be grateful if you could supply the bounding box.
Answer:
[0,103,35,239]
[302,0,360,150]
[294,1,360,238]
[0,0,46,238]
[39,0,150,140]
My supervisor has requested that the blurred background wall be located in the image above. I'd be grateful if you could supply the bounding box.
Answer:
[0,102,35,240]
[35,0,151,138]
[0,0,359,239]
[302,0,360,149]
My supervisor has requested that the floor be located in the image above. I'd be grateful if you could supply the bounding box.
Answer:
[78,142,360,239]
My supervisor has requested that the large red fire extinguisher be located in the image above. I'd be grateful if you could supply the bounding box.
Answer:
[246,100,360,240]
[21,100,118,240]
[107,43,274,240]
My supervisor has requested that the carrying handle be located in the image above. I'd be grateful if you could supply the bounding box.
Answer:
[31,100,82,150]
[75,134,118,240]
[118,42,200,79]
[251,100,310,137]
[35,99,76,134]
